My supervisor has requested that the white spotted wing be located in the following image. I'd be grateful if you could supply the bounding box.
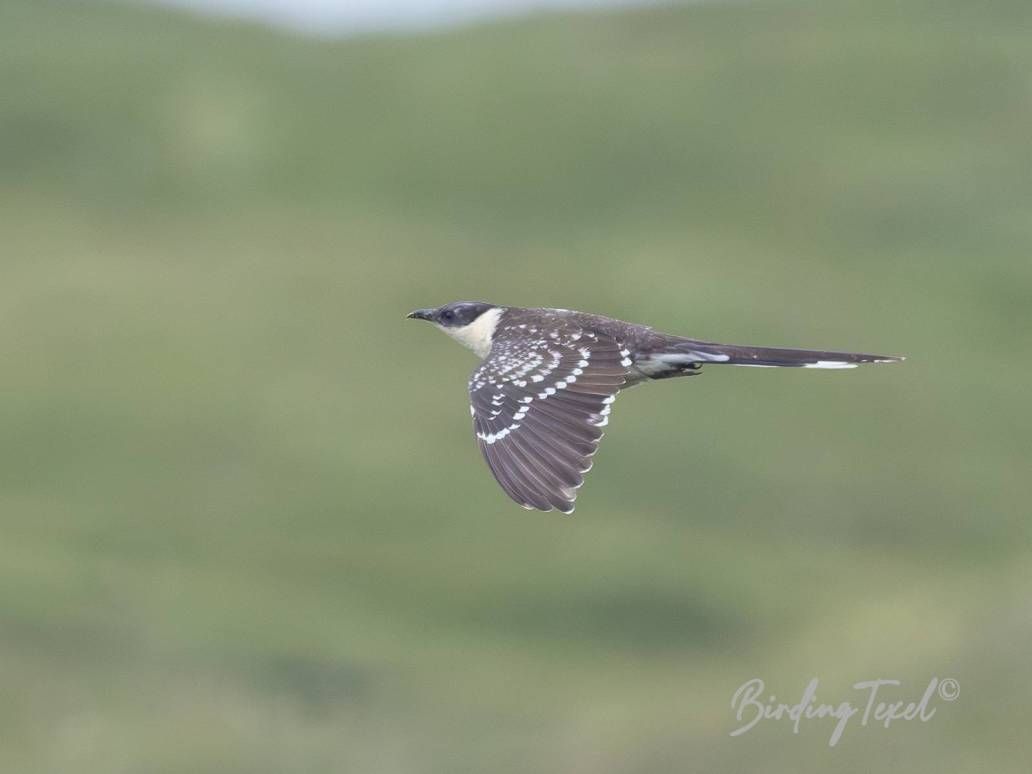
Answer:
[468,329,629,513]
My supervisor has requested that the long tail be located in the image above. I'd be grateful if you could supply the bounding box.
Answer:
[678,339,904,369]
[660,338,904,370]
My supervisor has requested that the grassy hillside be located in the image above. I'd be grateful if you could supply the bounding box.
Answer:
[1,0,1030,771]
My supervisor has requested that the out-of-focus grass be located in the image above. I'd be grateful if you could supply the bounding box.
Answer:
[1,0,1029,771]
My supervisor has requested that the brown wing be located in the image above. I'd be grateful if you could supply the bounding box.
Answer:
[469,329,629,513]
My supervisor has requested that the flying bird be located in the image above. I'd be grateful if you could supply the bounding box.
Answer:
[408,301,902,514]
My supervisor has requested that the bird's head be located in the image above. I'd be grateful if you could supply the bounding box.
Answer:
[406,301,497,327]
[407,301,503,357]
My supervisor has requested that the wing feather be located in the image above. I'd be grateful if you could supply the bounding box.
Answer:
[469,327,627,513]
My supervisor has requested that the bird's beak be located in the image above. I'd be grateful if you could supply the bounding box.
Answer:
[406,308,435,321]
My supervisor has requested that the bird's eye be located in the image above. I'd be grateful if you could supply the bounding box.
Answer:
[441,310,454,321]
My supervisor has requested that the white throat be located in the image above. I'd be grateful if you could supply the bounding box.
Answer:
[437,307,504,358]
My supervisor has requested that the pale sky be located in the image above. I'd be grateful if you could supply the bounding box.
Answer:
[146,0,671,34]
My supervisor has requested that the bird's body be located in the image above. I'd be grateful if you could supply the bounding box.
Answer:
[408,301,902,514]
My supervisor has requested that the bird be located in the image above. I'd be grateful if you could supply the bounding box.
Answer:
[407,301,902,514]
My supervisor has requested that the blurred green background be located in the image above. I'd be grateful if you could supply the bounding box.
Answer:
[2,0,1030,771]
